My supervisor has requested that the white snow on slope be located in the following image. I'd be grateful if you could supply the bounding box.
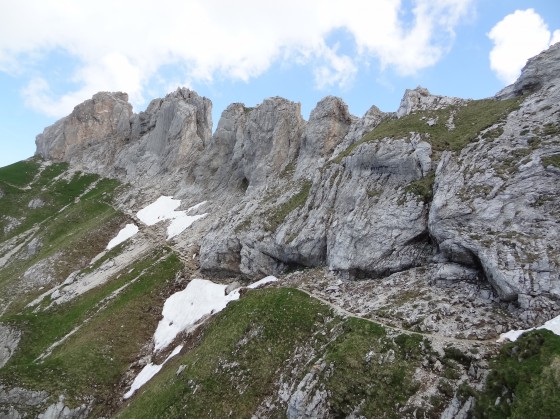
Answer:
[153,278,240,352]
[167,214,207,240]
[136,196,208,239]
[123,344,183,399]
[498,314,560,342]
[154,276,278,352]
[106,224,138,249]
[247,275,278,289]
[124,275,277,399]
[137,196,180,225]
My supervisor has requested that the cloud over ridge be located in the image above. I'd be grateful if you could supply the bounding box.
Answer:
[0,0,474,117]
[488,8,560,84]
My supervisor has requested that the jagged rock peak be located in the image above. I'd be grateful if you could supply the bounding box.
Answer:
[396,86,464,118]
[295,96,353,178]
[35,91,133,163]
[35,88,214,181]
[496,42,560,99]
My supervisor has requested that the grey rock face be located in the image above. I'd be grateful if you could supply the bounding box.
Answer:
[429,81,560,303]
[497,42,560,99]
[0,325,21,368]
[295,96,352,179]
[238,97,304,189]
[330,104,386,162]
[35,92,132,172]
[32,43,560,317]
[25,237,42,258]
[35,88,212,183]
[441,396,474,419]
[286,364,328,419]
[114,88,212,181]
[203,134,435,279]
[324,138,434,276]
[396,86,464,118]
[2,216,21,235]
[27,198,45,209]
[0,386,48,407]
[37,397,89,419]
[194,97,304,193]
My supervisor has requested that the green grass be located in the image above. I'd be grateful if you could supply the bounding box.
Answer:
[118,288,335,418]
[402,171,435,204]
[0,162,125,312]
[322,318,426,418]
[0,162,117,244]
[117,289,428,418]
[265,180,312,232]
[540,123,560,137]
[334,97,523,163]
[474,330,560,418]
[0,158,41,186]
[0,250,182,414]
[542,154,560,169]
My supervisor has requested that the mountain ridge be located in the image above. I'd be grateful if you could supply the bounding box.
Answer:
[0,43,557,418]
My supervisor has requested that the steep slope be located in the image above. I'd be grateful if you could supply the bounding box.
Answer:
[0,43,556,417]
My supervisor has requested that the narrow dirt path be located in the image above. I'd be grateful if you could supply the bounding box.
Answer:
[295,287,498,347]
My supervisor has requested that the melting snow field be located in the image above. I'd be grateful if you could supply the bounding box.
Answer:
[123,345,183,399]
[498,314,560,342]
[154,278,241,352]
[124,276,278,398]
[136,196,208,239]
[247,275,278,289]
[106,224,138,249]
[137,196,181,225]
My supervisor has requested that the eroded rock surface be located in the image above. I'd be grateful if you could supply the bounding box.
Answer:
[34,44,560,323]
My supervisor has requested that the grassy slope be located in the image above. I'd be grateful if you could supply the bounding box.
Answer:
[474,330,560,419]
[118,288,429,419]
[0,249,182,415]
[0,158,127,311]
[334,96,523,163]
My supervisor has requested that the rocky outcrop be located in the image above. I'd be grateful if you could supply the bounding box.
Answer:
[429,77,560,320]
[0,325,21,368]
[113,88,212,180]
[35,92,132,172]
[295,96,352,179]
[496,42,560,99]
[33,44,560,320]
[35,88,211,183]
[396,86,464,118]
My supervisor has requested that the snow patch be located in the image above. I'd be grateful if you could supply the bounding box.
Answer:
[154,276,278,352]
[498,314,560,342]
[167,214,206,240]
[123,275,276,399]
[123,345,183,399]
[154,278,240,352]
[137,196,180,226]
[247,275,278,289]
[106,224,138,250]
[136,196,207,240]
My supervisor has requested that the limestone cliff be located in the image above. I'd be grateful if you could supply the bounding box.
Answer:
[35,44,560,323]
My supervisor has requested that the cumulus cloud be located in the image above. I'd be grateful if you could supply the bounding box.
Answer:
[0,0,474,117]
[488,9,559,84]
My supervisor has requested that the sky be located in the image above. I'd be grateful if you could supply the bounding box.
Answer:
[1,0,559,168]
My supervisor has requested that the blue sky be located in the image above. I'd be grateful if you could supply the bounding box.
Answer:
[1,0,559,168]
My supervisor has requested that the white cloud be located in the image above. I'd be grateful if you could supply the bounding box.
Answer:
[488,9,559,84]
[313,44,357,90]
[552,30,560,45]
[0,0,474,117]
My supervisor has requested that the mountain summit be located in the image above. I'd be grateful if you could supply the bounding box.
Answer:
[0,44,558,418]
